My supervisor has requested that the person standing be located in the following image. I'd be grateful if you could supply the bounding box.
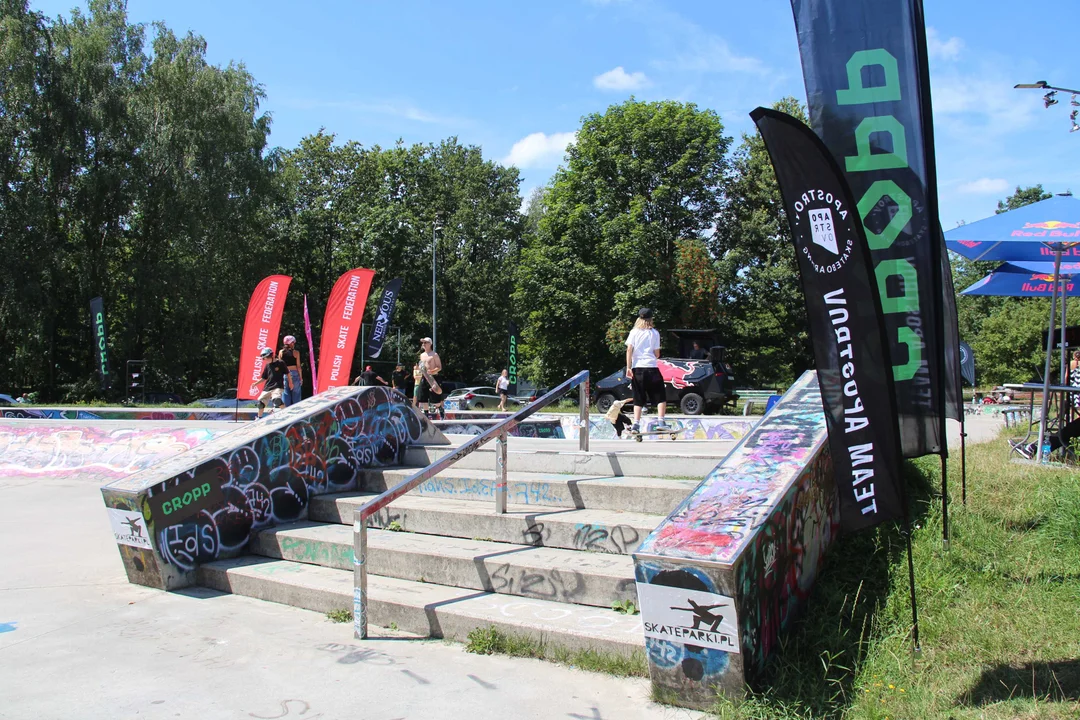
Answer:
[625,307,667,433]
[496,369,510,411]
[278,335,303,407]
[412,363,423,408]
[418,337,444,418]
[256,347,291,419]
[1070,349,1080,411]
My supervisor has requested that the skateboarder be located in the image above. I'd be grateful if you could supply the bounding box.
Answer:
[625,307,668,434]
[604,397,633,438]
[255,347,291,419]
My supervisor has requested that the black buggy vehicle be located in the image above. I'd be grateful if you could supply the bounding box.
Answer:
[592,329,737,416]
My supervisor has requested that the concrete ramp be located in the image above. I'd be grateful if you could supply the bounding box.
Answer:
[101,386,447,590]
[632,371,838,707]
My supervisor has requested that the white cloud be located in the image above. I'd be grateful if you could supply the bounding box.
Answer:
[594,66,650,91]
[502,132,577,169]
[653,34,766,75]
[927,27,963,61]
[931,73,1038,136]
[958,178,1010,195]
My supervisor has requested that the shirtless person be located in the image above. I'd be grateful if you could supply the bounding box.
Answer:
[418,337,444,418]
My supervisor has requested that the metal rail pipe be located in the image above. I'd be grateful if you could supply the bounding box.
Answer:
[353,370,589,638]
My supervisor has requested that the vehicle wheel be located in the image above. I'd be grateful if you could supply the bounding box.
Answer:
[474,402,485,410]
[596,393,616,413]
[680,393,704,415]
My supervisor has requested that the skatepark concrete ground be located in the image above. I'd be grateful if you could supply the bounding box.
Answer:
[0,414,1003,719]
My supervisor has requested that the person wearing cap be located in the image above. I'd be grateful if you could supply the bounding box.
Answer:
[278,335,302,407]
[418,337,444,418]
[255,347,291,419]
[625,307,668,433]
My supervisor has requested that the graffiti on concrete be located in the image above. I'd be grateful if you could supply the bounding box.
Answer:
[0,425,225,480]
[632,371,836,705]
[637,372,827,566]
[0,407,256,421]
[735,448,837,675]
[561,416,755,442]
[438,419,564,439]
[103,386,441,578]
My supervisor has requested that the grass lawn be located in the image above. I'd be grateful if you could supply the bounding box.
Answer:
[711,430,1080,719]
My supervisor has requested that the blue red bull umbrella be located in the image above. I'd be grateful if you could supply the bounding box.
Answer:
[961,263,1080,297]
[945,195,1080,262]
[945,195,1080,462]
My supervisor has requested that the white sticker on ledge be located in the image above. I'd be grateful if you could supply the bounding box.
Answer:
[108,508,152,550]
[636,582,740,654]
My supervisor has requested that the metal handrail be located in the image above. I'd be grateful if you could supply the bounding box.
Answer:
[353,370,590,638]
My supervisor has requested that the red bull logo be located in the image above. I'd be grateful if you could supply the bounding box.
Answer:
[1022,220,1080,230]
[1030,273,1057,282]
[658,360,705,389]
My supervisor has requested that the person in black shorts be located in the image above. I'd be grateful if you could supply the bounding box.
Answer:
[624,307,668,433]
[418,337,444,418]
[255,347,291,419]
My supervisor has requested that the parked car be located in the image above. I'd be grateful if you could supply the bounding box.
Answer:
[593,347,737,416]
[446,386,523,411]
[0,393,15,406]
[193,388,258,408]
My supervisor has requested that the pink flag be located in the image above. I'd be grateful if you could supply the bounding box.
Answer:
[304,294,318,394]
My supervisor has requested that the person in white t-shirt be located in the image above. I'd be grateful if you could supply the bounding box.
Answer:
[625,307,667,433]
[496,369,510,411]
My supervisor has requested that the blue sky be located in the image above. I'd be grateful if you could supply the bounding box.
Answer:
[32,0,1080,228]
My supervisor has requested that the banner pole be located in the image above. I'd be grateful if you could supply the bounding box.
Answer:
[940,454,949,550]
[960,419,967,505]
[904,514,921,655]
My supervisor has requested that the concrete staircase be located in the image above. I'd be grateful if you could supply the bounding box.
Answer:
[196,440,725,657]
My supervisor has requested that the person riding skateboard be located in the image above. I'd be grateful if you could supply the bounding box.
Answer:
[625,307,668,434]
[255,347,291,419]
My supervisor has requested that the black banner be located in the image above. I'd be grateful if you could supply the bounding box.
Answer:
[365,277,402,359]
[752,107,904,532]
[89,296,111,391]
[508,320,519,396]
[959,341,975,386]
[790,0,956,456]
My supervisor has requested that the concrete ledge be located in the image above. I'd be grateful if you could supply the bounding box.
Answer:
[360,466,699,515]
[632,371,838,708]
[101,386,448,590]
[197,557,644,656]
[312,493,662,556]
[252,521,636,607]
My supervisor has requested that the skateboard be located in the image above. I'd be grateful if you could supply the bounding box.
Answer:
[628,421,684,442]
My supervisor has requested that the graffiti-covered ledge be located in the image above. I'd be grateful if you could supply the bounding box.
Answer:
[632,371,838,708]
[101,386,448,591]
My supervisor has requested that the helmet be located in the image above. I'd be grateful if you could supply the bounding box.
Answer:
[259,347,273,358]
[283,335,296,345]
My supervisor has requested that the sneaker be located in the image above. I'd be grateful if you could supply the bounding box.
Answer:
[1016,443,1034,459]
[630,422,640,434]
[654,420,669,431]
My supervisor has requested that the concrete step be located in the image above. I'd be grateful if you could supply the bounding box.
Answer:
[196,557,644,657]
[250,521,636,608]
[404,443,723,479]
[360,466,698,515]
[310,492,661,556]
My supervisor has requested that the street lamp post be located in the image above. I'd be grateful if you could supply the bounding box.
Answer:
[1015,80,1080,132]
[432,220,443,350]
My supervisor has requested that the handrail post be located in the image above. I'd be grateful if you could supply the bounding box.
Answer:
[495,430,507,514]
[353,513,368,639]
[579,373,590,452]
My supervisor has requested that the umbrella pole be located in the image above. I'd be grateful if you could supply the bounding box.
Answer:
[1061,295,1068,385]
[1036,248,1063,463]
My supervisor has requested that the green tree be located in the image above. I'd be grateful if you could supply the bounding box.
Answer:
[713,96,812,389]
[515,98,729,383]
[996,184,1052,214]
